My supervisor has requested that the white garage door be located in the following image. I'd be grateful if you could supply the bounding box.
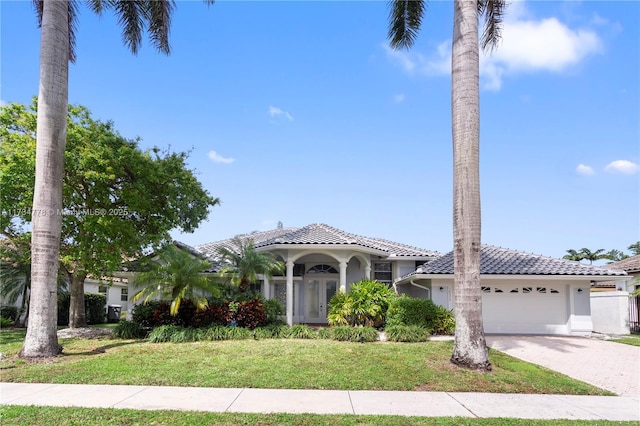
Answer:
[481,284,568,334]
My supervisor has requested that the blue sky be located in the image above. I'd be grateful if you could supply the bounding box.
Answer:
[2,0,638,261]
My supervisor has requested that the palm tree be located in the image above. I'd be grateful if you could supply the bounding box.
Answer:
[563,249,584,262]
[216,236,285,294]
[628,241,640,256]
[579,248,606,265]
[131,245,219,316]
[388,0,505,371]
[22,0,213,358]
[603,249,628,263]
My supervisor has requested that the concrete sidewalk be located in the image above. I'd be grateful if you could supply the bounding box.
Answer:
[2,383,639,421]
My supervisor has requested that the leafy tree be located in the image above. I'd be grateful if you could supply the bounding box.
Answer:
[628,242,640,256]
[387,0,505,371]
[578,248,606,265]
[23,0,214,357]
[216,236,285,293]
[1,101,219,330]
[132,245,219,316]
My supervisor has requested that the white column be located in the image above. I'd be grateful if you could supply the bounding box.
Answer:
[339,261,348,292]
[263,276,270,299]
[286,261,294,325]
[364,264,371,279]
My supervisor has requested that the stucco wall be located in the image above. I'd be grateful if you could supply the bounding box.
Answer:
[590,291,630,335]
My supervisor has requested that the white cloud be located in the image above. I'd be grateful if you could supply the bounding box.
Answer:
[268,105,293,122]
[576,164,594,176]
[385,1,603,91]
[394,93,406,103]
[208,150,235,164]
[604,160,639,175]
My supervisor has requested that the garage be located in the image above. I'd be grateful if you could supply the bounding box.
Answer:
[394,245,628,335]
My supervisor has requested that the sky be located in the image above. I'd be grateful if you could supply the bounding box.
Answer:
[1,0,639,261]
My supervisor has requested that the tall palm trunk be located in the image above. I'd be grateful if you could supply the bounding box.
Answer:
[20,0,68,357]
[450,0,491,371]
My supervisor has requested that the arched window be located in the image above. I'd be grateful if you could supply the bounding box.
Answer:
[307,264,338,274]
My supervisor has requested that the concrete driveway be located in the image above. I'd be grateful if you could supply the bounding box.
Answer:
[486,335,640,397]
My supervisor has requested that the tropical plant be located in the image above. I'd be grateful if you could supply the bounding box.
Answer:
[132,245,220,316]
[628,242,640,256]
[563,249,584,262]
[388,0,505,371]
[113,321,146,339]
[385,325,431,342]
[327,279,395,327]
[603,249,628,263]
[578,248,607,265]
[22,0,215,358]
[330,325,379,342]
[216,236,285,293]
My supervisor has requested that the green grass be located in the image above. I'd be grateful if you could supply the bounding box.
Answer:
[0,329,611,395]
[1,406,635,426]
[610,334,640,347]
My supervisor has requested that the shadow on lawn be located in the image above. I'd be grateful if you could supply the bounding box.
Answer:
[62,340,140,356]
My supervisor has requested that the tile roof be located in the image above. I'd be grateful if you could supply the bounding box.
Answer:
[403,245,628,278]
[195,223,439,262]
[604,255,640,273]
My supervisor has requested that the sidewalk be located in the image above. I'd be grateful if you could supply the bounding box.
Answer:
[2,383,639,421]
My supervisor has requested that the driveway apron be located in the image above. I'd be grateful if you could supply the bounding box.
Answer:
[486,335,640,397]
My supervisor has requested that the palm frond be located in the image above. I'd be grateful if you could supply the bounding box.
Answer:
[387,0,427,50]
[113,0,145,55]
[146,0,174,55]
[479,0,505,52]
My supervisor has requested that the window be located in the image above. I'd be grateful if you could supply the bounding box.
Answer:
[481,286,491,293]
[536,287,547,293]
[523,287,532,293]
[120,288,128,302]
[307,264,338,274]
[373,262,392,286]
[98,285,108,298]
[550,288,559,294]
[510,288,519,293]
[494,288,503,293]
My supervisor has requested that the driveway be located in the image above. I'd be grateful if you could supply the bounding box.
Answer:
[486,335,640,397]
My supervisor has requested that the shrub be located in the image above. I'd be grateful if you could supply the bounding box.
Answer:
[385,296,436,328]
[328,279,396,327]
[317,328,333,340]
[148,325,183,343]
[85,293,107,325]
[263,299,284,324]
[385,325,430,342]
[331,326,379,342]
[235,298,267,329]
[223,326,252,340]
[0,306,18,322]
[113,321,146,339]
[132,301,173,328]
[287,324,316,339]
[57,293,70,326]
[431,305,455,335]
[254,324,290,339]
[0,316,14,328]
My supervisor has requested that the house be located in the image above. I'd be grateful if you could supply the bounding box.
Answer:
[602,255,640,291]
[394,245,629,335]
[195,223,440,325]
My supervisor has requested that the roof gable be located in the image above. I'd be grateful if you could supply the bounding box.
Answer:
[411,245,628,277]
[604,255,640,273]
[196,223,439,260]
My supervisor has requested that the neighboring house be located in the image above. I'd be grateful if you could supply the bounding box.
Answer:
[196,223,440,325]
[394,245,629,335]
[600,255,640,292]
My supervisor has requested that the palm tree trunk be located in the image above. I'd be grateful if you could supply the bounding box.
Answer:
[69,273,87,328]
[450,0,491,371]
[20,0,68,357]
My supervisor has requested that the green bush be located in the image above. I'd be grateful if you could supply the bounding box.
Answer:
[113,321,146,339]
[0,316,14,328]
[328,279,396,327]
[253,324,290,339]
[0,306,18,321]
[287,324,316,339]
[148,325,183,343]
[386,296,436,328]
[235,298,267,329]
[331,326,379,342]
[85,293,107,325]
[263,298,284,324]
[317,328,333,340]
[385,296,455,335]
[431,305,455,335]
[385,325,430,342]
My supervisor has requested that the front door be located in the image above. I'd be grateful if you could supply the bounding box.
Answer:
[304,278,337,323]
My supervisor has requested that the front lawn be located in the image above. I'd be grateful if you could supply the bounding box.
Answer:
[1,406,633,426]
[610,334,640,347]
[0,329,610,395]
